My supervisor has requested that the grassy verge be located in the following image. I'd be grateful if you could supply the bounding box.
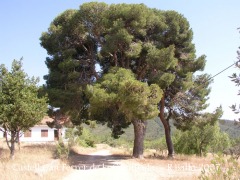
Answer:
[0,140,70,180]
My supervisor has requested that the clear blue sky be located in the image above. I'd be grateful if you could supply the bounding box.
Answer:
[1,0,240,120]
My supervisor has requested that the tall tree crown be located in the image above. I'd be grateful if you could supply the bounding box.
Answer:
[40,2,210,126]
[0,59,48,131]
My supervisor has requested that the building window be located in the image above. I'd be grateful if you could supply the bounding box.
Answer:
[41,130,48,137]
[24,130,31,137]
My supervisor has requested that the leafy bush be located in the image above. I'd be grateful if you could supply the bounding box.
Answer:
[77,128,95,147]
[113,138,132,148]
[55,126,95,159]
[65,126,95,148]
[95,133,132,148]
[199,154,240,179]
[173,123,231,156]
[95,134,113,144]
[223,144,240,159]
[65,126,83,147]
[225,138,240,159]
[144,138,166,152]
[210,131,231,154]
[55,141,69,159]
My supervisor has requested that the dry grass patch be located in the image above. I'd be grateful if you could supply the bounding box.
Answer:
[0,141,70,180]
[131,152,212,167]
[113,148,214,179]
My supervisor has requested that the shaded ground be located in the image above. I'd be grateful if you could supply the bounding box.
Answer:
[67,149,130,170]
[63,145,210,180]
[64,149,133,180]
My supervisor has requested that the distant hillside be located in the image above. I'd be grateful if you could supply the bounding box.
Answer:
[83,117,164,142]
[219,119,240,138]
[85,118,240,141]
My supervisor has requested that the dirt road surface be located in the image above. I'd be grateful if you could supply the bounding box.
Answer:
[63,147,204,180]
[63,149,133,180]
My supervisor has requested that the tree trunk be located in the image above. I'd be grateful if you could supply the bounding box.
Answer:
[159,97,174,158]
[17,131,21,150]
[10,131,16,159]
[5,130,10,150]
[200,148,203,157]
[132,119,147,159]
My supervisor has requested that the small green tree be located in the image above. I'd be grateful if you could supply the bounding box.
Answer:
[87,67,162,158]
[210,128,231,154]
[229,30,240,125]
[0,60,48,159]
[174,123,230,156]
[173,108,230,156]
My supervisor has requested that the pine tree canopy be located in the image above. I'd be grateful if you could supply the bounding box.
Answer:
[86,67,162,137]
[40,2,210,128]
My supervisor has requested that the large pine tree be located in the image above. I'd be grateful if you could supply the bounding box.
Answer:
[40,2,210,158]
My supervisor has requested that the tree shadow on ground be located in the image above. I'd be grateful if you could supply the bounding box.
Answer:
[67,150,131,170]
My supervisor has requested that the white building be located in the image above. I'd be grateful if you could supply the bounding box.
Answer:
[0,116,67,142]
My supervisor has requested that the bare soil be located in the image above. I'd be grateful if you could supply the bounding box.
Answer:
[63,144,212,180]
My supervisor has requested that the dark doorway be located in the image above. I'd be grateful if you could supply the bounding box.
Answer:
[54,129,59,141]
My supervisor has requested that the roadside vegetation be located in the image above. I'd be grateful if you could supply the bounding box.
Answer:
[54,118,239,160]
[0,141,70,180]
[0,119,239,179]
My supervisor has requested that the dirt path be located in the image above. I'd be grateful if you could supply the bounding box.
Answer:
[62,146,206,180]
[63,149,133,180]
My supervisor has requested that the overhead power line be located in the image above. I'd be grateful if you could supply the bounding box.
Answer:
[209,61,239,80]
[176,61,240,96]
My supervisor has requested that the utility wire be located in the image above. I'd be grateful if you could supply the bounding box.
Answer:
[174,60,240,103]
[208,61,239,80]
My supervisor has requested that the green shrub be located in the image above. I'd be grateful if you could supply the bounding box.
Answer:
[95,134,113,144]
[210,131,231,154]
[65,126,83,147]
[199,154,240,179]
[55,141,69,159]
[77,128,95,147]
[114,138,132,148]
[144,138,166,152]
[94,133,132,148]
[173,123,231,156]
[65,126,95,148]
